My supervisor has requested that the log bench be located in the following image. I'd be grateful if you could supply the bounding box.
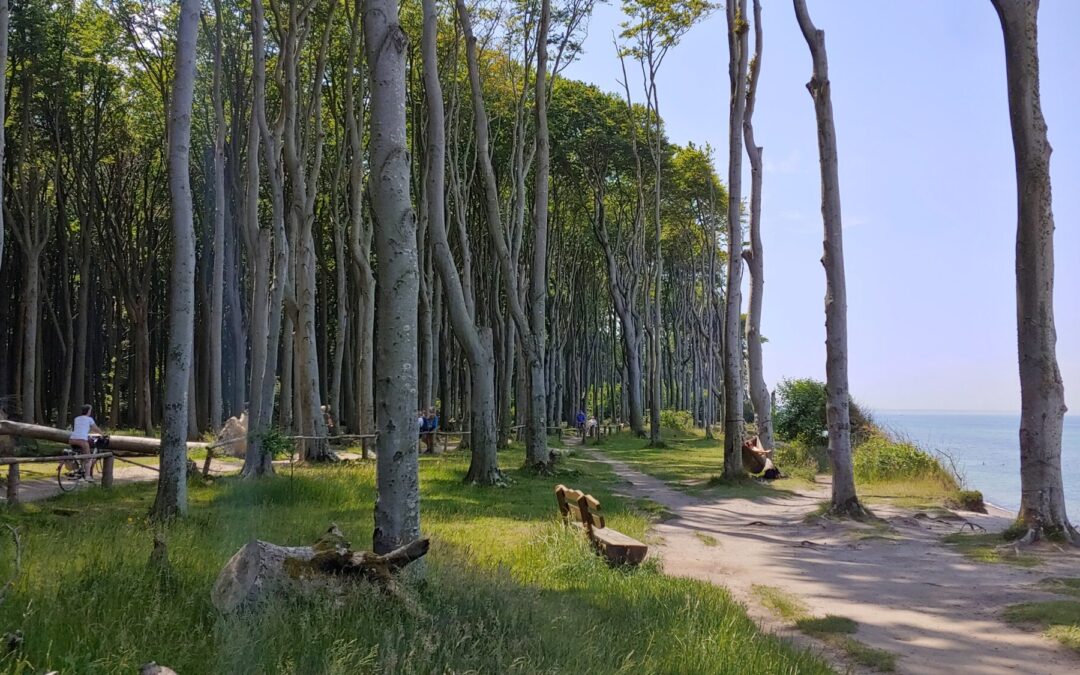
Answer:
[555,484,648,565]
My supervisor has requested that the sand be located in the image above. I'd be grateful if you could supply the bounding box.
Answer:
[586,449,1080,674]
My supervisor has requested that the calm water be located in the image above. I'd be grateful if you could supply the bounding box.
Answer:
[875,411,1080,520]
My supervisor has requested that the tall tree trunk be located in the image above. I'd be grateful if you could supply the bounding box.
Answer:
[208,0,226,431]
[991,0,1075,543]
[365,0,422,555]
[793,0,862,516]
[742,0,774,451]
[0,0,7,278]
[20,247,41,422]
[722,0,749,477]
[420,0,501,484]
[152,0,200,520]
[455,0,549,470]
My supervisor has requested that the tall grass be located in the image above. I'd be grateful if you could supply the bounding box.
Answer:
[0,448,830,674]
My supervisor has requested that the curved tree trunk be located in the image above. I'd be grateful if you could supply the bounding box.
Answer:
[152,0,200,520]
[990,0,1075,543]
[742,0,774,452]
[722,0,749,477]
[793,0,862,516]
[420,0,501,484]
[365,0,422,556]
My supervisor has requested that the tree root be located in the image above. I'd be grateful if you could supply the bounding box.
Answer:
[824,498,876,522]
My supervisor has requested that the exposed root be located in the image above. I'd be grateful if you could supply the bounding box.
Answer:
[825,497,876,522]
[463,466,509,487]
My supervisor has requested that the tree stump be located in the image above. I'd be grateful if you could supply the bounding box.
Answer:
[212,524,429,613]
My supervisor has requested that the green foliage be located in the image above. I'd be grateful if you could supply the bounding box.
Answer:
[853,433,958,489]
[659,408,694,431]
[772,441,825,481]
[774,378,873,447]
[257,427,294,459]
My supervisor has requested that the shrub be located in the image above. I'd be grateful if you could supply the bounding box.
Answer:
[853,432,958,489]
[773,378,873,446]
[772,441,824,481]
[659,409,694,431]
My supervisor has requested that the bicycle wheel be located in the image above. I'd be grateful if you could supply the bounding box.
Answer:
[56,460,85,492]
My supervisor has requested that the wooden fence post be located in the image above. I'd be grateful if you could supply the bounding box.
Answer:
[6,464,19,505]
[102,454,114,489]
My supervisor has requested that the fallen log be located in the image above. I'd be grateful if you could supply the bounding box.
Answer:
[212,524,429,613]
[0,420,207,454]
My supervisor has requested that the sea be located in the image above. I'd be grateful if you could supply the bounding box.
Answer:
[874,411,1080,520]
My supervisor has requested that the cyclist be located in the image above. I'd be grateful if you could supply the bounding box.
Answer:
[69,404,104,454]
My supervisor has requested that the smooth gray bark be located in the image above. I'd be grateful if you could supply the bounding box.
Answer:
[209,0,226,431]
[420,0,501,484]
[723,0,748,477]
[365,0,422,555]
[455,0,549,470]
[152,0,200,520]
[793,0,861,514]
[990,0,1075,543]
[742,0,774,452]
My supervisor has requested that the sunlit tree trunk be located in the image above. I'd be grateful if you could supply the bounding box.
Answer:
[366,0,422,554]
[990,0,1075,543]
[152,0,200,520]
[793,0,862,515]
[742,0,774,451]
[723,0,749,477]
[420,0,501,484]
[208,0,226,431]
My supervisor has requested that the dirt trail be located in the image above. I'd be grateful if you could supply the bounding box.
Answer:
[585,448,1080,675]
[3,458,243,503]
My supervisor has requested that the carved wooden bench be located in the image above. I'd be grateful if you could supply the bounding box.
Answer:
[554,484,648,565]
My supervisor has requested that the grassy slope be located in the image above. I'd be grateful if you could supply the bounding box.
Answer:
[0,446,830,674]
[594,429,961,509]
[588,430,812,498]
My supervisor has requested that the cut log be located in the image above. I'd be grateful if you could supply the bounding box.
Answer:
[0,420,207,454]
[212,524,429,613]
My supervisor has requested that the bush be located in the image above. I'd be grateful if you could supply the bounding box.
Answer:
[772,441,824,481]
[659,409,694,431]
[773,378,873,447]
[852,432,958,489]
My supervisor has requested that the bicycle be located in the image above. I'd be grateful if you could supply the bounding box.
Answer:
[57,435,109,493]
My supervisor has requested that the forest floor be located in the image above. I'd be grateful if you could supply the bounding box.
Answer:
[576,434,1080,674]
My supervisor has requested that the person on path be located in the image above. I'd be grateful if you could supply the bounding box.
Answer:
[69,404,104,473]
[576,409,586,437]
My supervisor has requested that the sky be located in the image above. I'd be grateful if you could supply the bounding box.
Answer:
[561,0,1080,414]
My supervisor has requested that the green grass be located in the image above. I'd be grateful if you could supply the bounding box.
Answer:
[1004,600,1080,654]
[942,532,1042,568]
[595,430,811,498]
[0,446,831,674]
[1039,577,1080,598]
[753,585,895,672]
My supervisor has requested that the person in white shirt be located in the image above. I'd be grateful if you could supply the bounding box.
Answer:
[70,404,103,454]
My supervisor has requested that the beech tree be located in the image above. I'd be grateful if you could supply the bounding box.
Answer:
[722,0,748,477]
[152,0,200,520]
[366,0,421,553]
[990,0,1075,544]
[793,0,861,516]
[742,0,772,451]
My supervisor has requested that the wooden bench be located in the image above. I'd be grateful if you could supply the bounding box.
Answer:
[554,484,648,565]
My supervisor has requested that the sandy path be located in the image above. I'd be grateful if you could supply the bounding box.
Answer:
[585,448,1080,674]
[5,457,243,503]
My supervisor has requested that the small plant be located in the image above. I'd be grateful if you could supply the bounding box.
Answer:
[256,428,294,460]
[658,409,694,432]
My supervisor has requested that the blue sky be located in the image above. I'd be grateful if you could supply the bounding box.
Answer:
[562,0,1079,413]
